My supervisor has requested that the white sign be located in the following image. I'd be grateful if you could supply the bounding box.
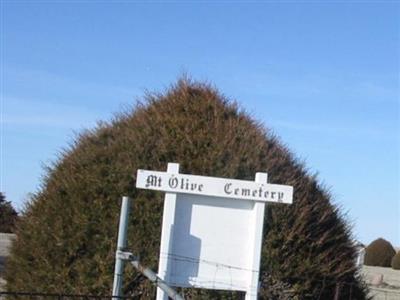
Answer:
[136,170,293,204]
[135,163,293,300]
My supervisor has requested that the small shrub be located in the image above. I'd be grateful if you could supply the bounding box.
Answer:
[391,251,400,270]
[0,192,18,233]
[364,238,396,267]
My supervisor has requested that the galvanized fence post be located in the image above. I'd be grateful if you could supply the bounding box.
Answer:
[112,196,131,298]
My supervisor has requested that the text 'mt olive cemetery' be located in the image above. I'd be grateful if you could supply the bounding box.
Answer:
[136,169,293,204]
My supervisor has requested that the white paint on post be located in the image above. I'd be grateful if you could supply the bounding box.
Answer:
[156,163,180,300]
[356,247,366,267]
[245,173,267,300]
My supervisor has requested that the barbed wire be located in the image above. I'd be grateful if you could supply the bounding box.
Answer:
[160,252,259,273]
[1,285,400,300]
[2,253,399,299]
[160,252,364,286]
[0,291,140,299]
[158,252,400,299]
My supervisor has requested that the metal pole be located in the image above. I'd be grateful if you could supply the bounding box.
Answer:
[130,259,184,300]
[112,196,131,298]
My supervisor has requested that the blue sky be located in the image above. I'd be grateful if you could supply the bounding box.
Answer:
[1,1,399,246]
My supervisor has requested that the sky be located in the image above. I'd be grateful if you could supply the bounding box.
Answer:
[1,1,399,246]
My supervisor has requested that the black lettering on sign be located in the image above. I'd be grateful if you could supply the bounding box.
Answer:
[146,175,161,188]
[278,192,284,203]
[242,189,250,196]
[190,183,198,191]
[180,178,187,189]
[168,176,178,189]
[224,183,232,194]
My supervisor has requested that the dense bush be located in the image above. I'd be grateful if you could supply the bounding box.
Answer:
[0,192,18,233]
[391,251,400,270]
[260,273,299,300]
[364,238,396,267]
[6,79,367,299]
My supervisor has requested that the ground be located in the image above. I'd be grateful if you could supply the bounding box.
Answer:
[0,233,14,292]
[361,265,400,300]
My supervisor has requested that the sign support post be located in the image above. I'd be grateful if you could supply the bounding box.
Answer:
[112,195,185,300]
[157,163,180,300]
[245,172,267,300]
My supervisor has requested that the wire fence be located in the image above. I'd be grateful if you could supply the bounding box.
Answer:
[171,252,400,299]
[159,252,400,299]
[0,292,139,300]
[2,252,400,299]
[2,288,400,300]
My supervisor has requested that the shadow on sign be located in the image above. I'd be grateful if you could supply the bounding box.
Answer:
[169,199,202,283]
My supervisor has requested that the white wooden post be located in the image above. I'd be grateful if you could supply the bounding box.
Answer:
[245,172,267,300]
[156,163,180,300]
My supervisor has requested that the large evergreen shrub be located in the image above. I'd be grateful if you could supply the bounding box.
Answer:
[6,79,367,299]
[364,238,396,267]
[391,251,400,270]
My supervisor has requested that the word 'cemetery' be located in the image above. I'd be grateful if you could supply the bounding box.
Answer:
[224,183,284,201]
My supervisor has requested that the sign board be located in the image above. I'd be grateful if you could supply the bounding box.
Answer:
[136,170,292,204]
[136,163,293,300]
